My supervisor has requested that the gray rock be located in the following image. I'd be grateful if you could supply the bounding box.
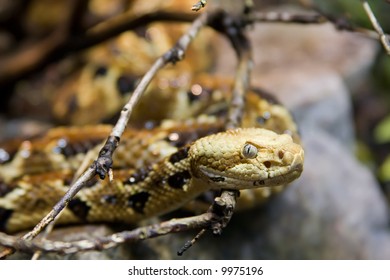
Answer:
[253,128,390,259]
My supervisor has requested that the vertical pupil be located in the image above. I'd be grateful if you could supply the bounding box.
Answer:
[243,144,257,158]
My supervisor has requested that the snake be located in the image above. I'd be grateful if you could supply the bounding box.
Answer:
[0,0,304,234]
[0,72,304,233]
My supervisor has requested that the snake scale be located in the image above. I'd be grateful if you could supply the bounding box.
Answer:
[0,2,304,234]
[0,74,304,233]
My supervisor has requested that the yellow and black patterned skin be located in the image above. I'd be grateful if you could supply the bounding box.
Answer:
[0,75,304,233]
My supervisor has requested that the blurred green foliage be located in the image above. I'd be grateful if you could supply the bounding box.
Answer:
[312,0,390,30]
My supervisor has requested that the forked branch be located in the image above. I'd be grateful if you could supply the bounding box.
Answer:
[0,191,239,255]
[0,10,252,257]
[2,3,388,257]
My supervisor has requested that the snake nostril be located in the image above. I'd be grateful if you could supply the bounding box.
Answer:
[264,161,271,168]
[278,151,284,160]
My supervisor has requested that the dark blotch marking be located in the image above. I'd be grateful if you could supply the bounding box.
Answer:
[0,207,13,232]
[169,146,189,164]
[93,65,108,77]
[253,180,265,186]
[0,180,13,198]
[124,166,151,185]
[55,137,104,158]
[128,191,150,214]
[116,75,138,95]
[167,170,191,189]
[278,151,284,160]
[134,26,149,40]
[102,194,118,205]
[68,198,91,221]
[67,94,79,114]
[210,176,225,182]
[264,161,272,168]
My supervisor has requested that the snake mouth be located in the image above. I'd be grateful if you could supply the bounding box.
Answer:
[260,164,303,187]
[197,158,303,190]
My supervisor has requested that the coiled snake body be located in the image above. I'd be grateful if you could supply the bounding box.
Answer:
[0,75,304,233]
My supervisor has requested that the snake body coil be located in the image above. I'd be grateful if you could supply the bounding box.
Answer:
[0,80,304,233]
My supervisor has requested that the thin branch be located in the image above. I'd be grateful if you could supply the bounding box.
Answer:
[192,0,207,12]
[0,190,239,255]
[209,11,253,240]
[22,167,97,241]
[297,1,390,49]
[94,11,212,179]
[247,11,327,25]
[0,167,97,258]
[0,10,254,258]
[3,7,387,258]
[0,11,197,87]
[2,7,387,93]
[361,0,390,54]
[0,10,217,259]
[177,12,253,254]
[0,213,214,255]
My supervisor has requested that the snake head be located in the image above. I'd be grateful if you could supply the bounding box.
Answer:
[189,128,304,190]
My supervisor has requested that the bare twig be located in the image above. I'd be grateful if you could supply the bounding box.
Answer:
[210,11,252,239]
[0,10,254,258]
[0,10,217,259]
[361,0,390,54]
[0,166,98,258]
[298,1,390,48]
[94,11,211,180]
[192,0,207,12]
[177,12,253,253]
[4,6,388,258]
[0,213,214,254]
[2,6,387,99]
[177,229,207,256]
[222,24,252,129]
[0,11,197,87]
[247,11,327,25]
[0,190,240,255]
[22,167,97,241]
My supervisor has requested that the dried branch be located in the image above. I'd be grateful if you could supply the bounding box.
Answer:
[2,6,387,99]
[0,11,197,88]
[207,11,252,241]
[192,0,207,11]
[2,5,387,258]
[247,11,327,25]
[0,10,254,258]
[0,10,219,259]
[94,10,212,179]
[361,0,390,54]
[296,1,390,49]
[0,213,213,254]
[176,12,253,254]
[0,190,239,255]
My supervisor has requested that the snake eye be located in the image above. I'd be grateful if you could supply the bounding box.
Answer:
[242,143,258,159]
